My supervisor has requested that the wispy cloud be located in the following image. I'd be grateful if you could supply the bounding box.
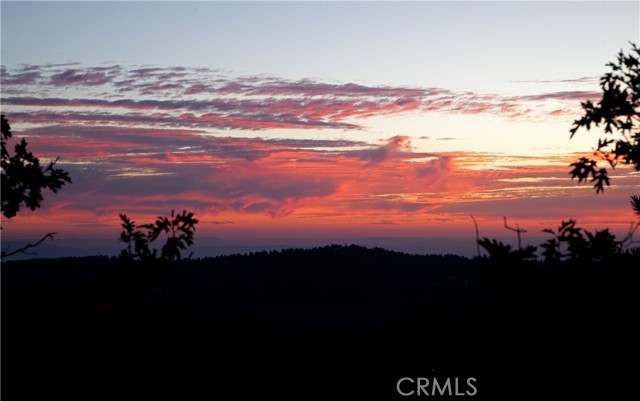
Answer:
[1,67,40,85]
[512,76,598,84]
[1,63,624,239]
[49,68,116,86]
[2,64,598,133]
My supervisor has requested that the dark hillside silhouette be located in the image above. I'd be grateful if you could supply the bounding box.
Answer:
[3,245,639,400]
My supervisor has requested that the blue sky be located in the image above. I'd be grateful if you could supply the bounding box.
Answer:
[3,1,638,90]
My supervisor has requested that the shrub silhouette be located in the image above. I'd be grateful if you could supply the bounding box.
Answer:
[119,209,199,262]
[110,210,199,352]
[477,217,537,265]
[478,238,537,262]
[477,217,633,276]
[477,225,538,284]
[540,219,623,265]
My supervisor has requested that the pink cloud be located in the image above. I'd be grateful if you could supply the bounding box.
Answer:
[1,63,621,240]
[415,156,452,180]
[213,79,442,98]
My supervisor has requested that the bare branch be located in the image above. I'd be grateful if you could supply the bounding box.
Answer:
[1,232,57,259]
[470,215,481,258]
[503,217,527,250]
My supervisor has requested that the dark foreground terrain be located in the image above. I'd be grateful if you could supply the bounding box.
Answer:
[3,245,640,400]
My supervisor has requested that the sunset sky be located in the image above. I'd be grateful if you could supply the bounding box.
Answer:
[1,1,639,253]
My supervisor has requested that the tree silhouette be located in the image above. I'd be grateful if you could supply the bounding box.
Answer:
[1,115,72,258]
[1,115,71,219]
[569,43,639,203]
[475,215,632,271]
[540,219,622,264]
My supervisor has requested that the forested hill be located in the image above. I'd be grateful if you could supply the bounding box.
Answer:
[2,245,477,333]
[3,245,639,400]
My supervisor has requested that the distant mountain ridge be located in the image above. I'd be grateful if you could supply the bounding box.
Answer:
[1,235,548,260]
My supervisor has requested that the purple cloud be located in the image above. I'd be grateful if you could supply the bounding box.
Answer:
[522,91,601,102]
[50,69,112,86]
[1,66,40,85]
[2,63,595,134]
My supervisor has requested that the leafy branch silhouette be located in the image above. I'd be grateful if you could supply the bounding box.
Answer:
[631,194,640,218]
[119,209,199,262]
[569,42,639,196]
[1,115,71,219]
